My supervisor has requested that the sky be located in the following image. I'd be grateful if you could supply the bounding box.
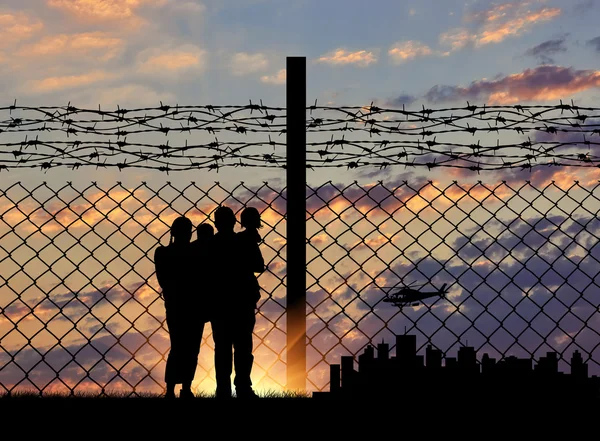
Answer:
[1,0,600,187]
[2,0,600,395]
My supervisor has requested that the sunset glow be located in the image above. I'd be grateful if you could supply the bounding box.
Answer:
[1,0,600,395]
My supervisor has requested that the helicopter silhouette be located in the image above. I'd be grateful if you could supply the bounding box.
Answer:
[381,281,448,310]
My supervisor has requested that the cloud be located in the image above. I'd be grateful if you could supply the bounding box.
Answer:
[532,117,600,155]
[440,4,562,51]
[0,328,172,392]
[316,49,377,67]
[498,166,600,190]
[1,284,137,329]
[229,52,268,76]
[439,28,473,51]
[524,36,568,64]
[388,41,434,64]
[136,44,207,75]
[384,94,417,108]
[464,2,520,23]
[477,7,562,46]
[0,11,44,48]
[448,160,600,190]
[45,0,201,31]
[17,32,124,61]
[20,70,116,94]
[587,36,600,53]
[47,0,156,22]
[424,65,600,104]
[260,68,286,85]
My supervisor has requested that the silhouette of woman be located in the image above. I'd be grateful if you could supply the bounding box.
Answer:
[154,216,201,399]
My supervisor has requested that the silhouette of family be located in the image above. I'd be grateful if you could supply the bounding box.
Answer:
[153,206,265,399]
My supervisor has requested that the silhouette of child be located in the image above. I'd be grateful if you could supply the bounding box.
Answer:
[196,222,214,241]
[192,222,216,323]
[238,207,265,306]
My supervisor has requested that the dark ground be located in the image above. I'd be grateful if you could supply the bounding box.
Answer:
[0,390,597,436]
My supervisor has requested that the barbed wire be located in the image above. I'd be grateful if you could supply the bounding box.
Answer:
[1,99,599,173]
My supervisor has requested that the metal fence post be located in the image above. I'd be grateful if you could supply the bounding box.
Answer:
[286,56,307,392]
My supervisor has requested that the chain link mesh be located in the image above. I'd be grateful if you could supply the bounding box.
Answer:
[1,178,600,395]
[304,178,600,390]
[0,180,287,395]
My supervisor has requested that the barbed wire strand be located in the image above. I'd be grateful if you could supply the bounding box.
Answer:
[1,100,600,173]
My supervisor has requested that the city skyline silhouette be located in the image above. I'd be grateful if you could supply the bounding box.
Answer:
[314,332,600,400]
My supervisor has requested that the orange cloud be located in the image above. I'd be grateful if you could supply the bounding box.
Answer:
[0,12,44,47]
[22,70,115,94]
[438,28,472,51]
[47,0,158,23]
[476,7,561,47]
[466,1,529,23]
[353,234,391,252]
[260,68,286,85]
[309,233,330,246]
[487,91,521,105]
[443,162,600,195]
[425,65,600,104]
[440,4,562,50]
[316,49,377,67]
[137,45,207,74]
[388,41,434,64]
[519,166,600,189]
[17,32,124,61]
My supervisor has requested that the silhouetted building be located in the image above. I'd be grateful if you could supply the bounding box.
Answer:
[496,356,532,377]
[395,334,416,368]
[445,357,457,370]
[341,356,355,389]
[359,345,375,374]
[458,346,478,375]
[330,364,340,393]
[481,353,496,375]
[377,341,389,361]
[415,355,424,368]
[536,352,558,375]
[426,345,442,370]
[571,350,588,379]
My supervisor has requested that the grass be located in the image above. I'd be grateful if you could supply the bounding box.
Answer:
[0,388,317,424]
[0,388,312,400]
[0,389,331,434]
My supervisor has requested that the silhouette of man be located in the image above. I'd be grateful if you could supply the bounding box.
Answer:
[154,216,203,399]
[211,206,263,399]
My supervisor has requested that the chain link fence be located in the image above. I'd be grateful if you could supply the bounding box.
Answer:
[1,178,600,395]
